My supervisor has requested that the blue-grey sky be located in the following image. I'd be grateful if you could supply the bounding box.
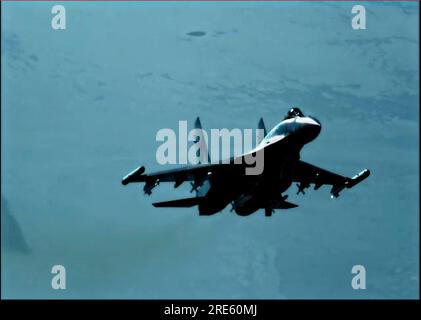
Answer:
[1,1,419,299]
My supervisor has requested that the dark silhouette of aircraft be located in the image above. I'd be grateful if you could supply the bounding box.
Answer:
[122,108,370,216]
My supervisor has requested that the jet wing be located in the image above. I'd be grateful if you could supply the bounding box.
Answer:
[122,131,297,190]
[121,161,249,195]
[292,160,370,198]
[123,162,233,184]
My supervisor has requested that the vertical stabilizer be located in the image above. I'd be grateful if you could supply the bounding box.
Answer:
[194,117,211,164]
[257,117,267,145]
[191,117,211,198]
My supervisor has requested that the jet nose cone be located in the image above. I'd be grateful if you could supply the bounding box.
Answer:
[308,116,321,128]
[308,116,321,135]
[296,116,321,142]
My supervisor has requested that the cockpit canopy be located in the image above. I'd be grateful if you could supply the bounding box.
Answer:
[262,107,320,144]
[284,107,304,120]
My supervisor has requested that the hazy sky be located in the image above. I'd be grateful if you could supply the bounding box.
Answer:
[1,1,419,299]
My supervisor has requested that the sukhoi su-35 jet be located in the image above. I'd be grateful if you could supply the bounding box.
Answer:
[122,108,370,216]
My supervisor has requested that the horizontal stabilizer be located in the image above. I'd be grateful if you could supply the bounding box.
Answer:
[153,197,204,208]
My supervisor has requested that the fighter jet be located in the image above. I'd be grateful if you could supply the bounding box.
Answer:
[122,108,370,216]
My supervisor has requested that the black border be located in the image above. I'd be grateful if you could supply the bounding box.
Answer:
[0,0,419,311]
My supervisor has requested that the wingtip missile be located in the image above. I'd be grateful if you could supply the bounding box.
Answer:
[346,169,370,189]
[330,168,370,198]
[121,166,145,185]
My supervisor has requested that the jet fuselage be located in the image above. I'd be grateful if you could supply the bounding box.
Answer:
[198,115,322,215]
